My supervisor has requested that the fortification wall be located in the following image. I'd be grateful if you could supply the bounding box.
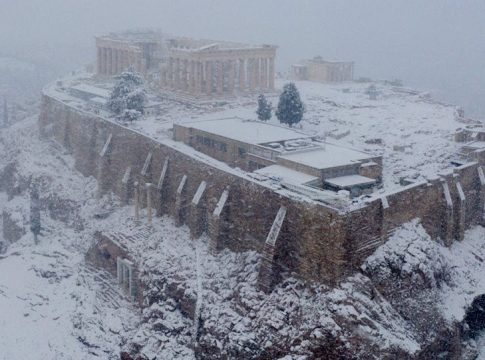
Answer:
[39,91,485,288]
[39,93,348,286]
[346,161,485,268]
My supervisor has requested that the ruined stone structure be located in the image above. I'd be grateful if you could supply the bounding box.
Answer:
[95,30,277,97]
[40,83,485,292]
[292,56,354,83]
[160,42,276,96]
[96,31,161,76]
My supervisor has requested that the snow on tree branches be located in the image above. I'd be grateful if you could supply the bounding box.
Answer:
[276,83,304,127]
[256,94,272,121]
[107,71,147,121]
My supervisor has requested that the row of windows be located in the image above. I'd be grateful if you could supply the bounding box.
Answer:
[195,135,227,152]
[249,160,266,170]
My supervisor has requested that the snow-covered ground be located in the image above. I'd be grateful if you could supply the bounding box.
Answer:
[3,78,485,358]
[0,117,139,359]
[51,74,469,192]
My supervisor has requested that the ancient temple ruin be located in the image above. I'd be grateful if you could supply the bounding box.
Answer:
[292,56,354,83]
[95,30,277,97]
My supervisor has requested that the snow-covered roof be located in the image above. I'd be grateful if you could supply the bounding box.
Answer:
[254,165,319,185]
[180,118,311,145]
[70,84,111,99]
[279,144,375,170]
[324,174,376,188]
[49,72,470,193]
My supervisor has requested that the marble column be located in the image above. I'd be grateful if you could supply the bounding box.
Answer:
[112,49,118,75]
[121,50,125,72]
[97,47,102,74]
[227,60,235,94]
[239,59,246,91]
[194,61,202,94]
[261,58,268,89]
[268,56,275,90]
[167,58,173,88]
[216,60,224,95]
[107,48,113,75]
[181,59,186,90]
[103,48,108,75]
[248,59,255,91]
[185,59,190,91]
[175,58,181,89]
[188,61,195,93]
[129,52,136,71]
[180,60,185,90]
[254,58,261,89]
[205,61,212,94]
[114,50,120,74]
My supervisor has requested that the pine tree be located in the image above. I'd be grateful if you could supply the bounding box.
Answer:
[256,94,272,121]
[2,98,8,127]
[30,186,41,244]
[107,70,147,121]
[276,83,304,127]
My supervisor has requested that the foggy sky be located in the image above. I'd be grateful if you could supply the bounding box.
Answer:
[1,0,485,116]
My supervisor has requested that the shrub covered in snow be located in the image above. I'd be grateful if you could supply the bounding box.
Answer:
[107,71,146,121]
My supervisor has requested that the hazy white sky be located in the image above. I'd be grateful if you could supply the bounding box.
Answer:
[1,0,485,114]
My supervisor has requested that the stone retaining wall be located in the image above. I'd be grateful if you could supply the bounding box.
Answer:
[39,92,485,288]
[39,94,348,286]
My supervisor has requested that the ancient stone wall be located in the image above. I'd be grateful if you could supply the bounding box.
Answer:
[39,94,348,285]
[346,162,485,264]
[39,92,485,287]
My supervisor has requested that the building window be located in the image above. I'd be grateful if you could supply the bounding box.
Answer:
[238,147,246,157]
[249,160,265,171]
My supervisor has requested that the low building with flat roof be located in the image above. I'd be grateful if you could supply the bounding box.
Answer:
[173,117,382,197]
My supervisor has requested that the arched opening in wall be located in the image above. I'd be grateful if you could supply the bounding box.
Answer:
[464,294,485,338]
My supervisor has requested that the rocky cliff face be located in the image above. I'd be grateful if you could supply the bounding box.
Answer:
[113,220,485,360]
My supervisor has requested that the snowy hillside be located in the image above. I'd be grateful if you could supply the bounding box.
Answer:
[2,114,485,359]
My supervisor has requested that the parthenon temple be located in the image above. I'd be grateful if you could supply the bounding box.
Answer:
[95,30,277,97]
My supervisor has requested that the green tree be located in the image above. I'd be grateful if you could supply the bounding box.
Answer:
[276,83,304,127]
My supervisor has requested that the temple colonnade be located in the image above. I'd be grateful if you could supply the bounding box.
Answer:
[96,40,146,76]
[160,54,276,95]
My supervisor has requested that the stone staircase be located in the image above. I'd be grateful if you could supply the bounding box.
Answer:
[79,263,122,309]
